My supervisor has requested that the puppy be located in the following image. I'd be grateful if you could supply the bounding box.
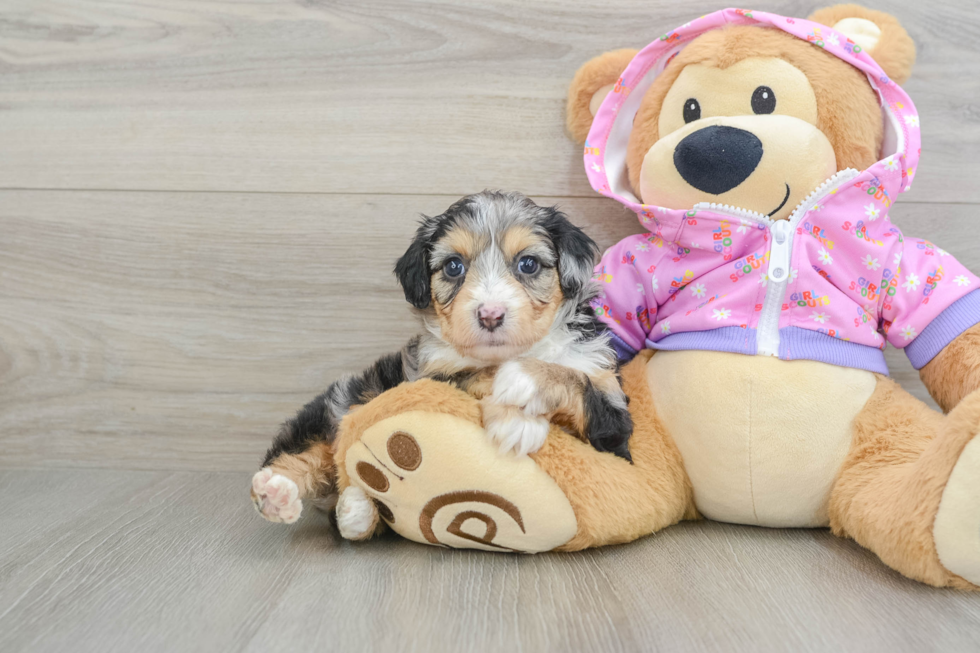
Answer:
[251,191,633,538]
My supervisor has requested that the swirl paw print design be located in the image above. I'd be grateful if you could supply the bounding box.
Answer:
[339,410,577,551]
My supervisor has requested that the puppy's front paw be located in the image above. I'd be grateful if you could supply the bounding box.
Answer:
[251,468,303,524]
[336,486,379,540]
[483,404,550,457]
[490,361,550,415]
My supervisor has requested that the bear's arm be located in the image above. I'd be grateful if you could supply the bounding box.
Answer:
[920,323,980,412]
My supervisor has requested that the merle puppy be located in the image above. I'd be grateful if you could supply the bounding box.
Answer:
[251,191,633,537]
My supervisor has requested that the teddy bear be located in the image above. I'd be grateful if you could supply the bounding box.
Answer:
[259,4,980,590]
[559,4,980,588]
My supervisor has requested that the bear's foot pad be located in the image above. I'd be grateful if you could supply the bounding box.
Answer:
[935,434,980,585]
[344,411,577,552]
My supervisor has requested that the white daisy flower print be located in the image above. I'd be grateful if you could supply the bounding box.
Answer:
[636,283,645,295]
[636,242,649,252]
[862,255,881,271]
[661,321,671,335]
[884,157,899,171]
[870,326,881,342]
[864,203,880,221]
[902,273,921,292]
[810,311,829,324]
[938,247,950,257]
[691,283,706,299]
[893,251,903,267]
[591,162,602,172]
[712,308,732,321]
[758,273,768,288]
[904,115,920,128]
[827,32,840,46]
[900,325,918,341]
[789,269,798,282]
[737,220,752,235]
[651,276,659,291]
[955,275,971,287]
[818,248,833,265]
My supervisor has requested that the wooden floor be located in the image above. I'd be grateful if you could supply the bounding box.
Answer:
[2,1,980,650]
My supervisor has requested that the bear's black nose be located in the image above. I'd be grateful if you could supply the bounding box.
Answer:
[673,125,763,195]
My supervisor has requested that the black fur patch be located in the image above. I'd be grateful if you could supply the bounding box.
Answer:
[582,379,634,462]
[261,351,406,467]
[539,207,599,299]
[394,216,441,309]
[569,302,604,340]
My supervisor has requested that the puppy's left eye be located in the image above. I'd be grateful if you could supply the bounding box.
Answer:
[517,256,539,274]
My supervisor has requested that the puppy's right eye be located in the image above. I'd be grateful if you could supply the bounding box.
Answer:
[443,257,465,278]
[683,98,701,124]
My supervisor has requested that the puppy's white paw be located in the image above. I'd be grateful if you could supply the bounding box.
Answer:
[485,407,550,457]
[491,361,548,415]
[251,468,303,524]
[336,486,378,540]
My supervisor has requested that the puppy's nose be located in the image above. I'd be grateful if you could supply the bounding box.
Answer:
[673,125,763,195]
[477,304,506,332]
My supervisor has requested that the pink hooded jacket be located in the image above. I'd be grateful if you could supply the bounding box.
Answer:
[586,8,980,374]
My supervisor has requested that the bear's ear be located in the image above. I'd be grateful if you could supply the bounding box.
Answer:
[808,4,916,84]
[566,49,638,143]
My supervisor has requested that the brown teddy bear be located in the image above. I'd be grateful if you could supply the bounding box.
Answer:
[561,4,980,588]
[260,4,980,590]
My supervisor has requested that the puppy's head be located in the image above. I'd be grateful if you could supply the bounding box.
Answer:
[395,191,598,362]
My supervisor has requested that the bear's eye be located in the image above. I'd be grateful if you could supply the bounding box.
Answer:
[751,86,776,114]
[683,98,701,124]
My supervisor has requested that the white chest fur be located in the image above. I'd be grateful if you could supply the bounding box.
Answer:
[646,350,877,527]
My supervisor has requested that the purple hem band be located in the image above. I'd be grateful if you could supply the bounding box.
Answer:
[905,289,980,369]
[607,331,639,364]
[647,326,757,356]
[779,326,890,375]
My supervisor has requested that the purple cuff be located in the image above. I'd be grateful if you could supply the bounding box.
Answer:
[905,289,980,369]
[607,331,639,364]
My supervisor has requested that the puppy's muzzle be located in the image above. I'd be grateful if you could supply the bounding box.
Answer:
[477,304,505,332]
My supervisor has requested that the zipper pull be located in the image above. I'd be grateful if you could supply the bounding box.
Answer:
[768,220,792,283]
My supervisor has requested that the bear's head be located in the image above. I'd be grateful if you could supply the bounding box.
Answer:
[566,4,916,221]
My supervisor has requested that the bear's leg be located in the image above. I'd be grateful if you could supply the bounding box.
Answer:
[333,351,696,551]
[538,353,697,550]
[829,376,980,589]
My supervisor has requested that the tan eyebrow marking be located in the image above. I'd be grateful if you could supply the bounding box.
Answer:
[499,225,544,261]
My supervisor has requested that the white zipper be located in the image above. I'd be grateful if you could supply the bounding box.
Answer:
[757,220,792,356]
[694,168,861,357]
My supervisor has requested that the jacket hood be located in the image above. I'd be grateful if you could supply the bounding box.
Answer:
[583,8,920,234]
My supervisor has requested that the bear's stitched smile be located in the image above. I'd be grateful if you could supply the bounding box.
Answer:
[768,183,791,217]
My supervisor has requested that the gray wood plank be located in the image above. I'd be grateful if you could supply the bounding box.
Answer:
[0,190,638,471]
[0,0,978,200]
[0,469,978,653]
[1,191,973,471]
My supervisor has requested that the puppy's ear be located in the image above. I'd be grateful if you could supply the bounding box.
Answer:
[566,49,638,144]
[541,207,599,300]
[809,4,915,84]
[394,217,437,309]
